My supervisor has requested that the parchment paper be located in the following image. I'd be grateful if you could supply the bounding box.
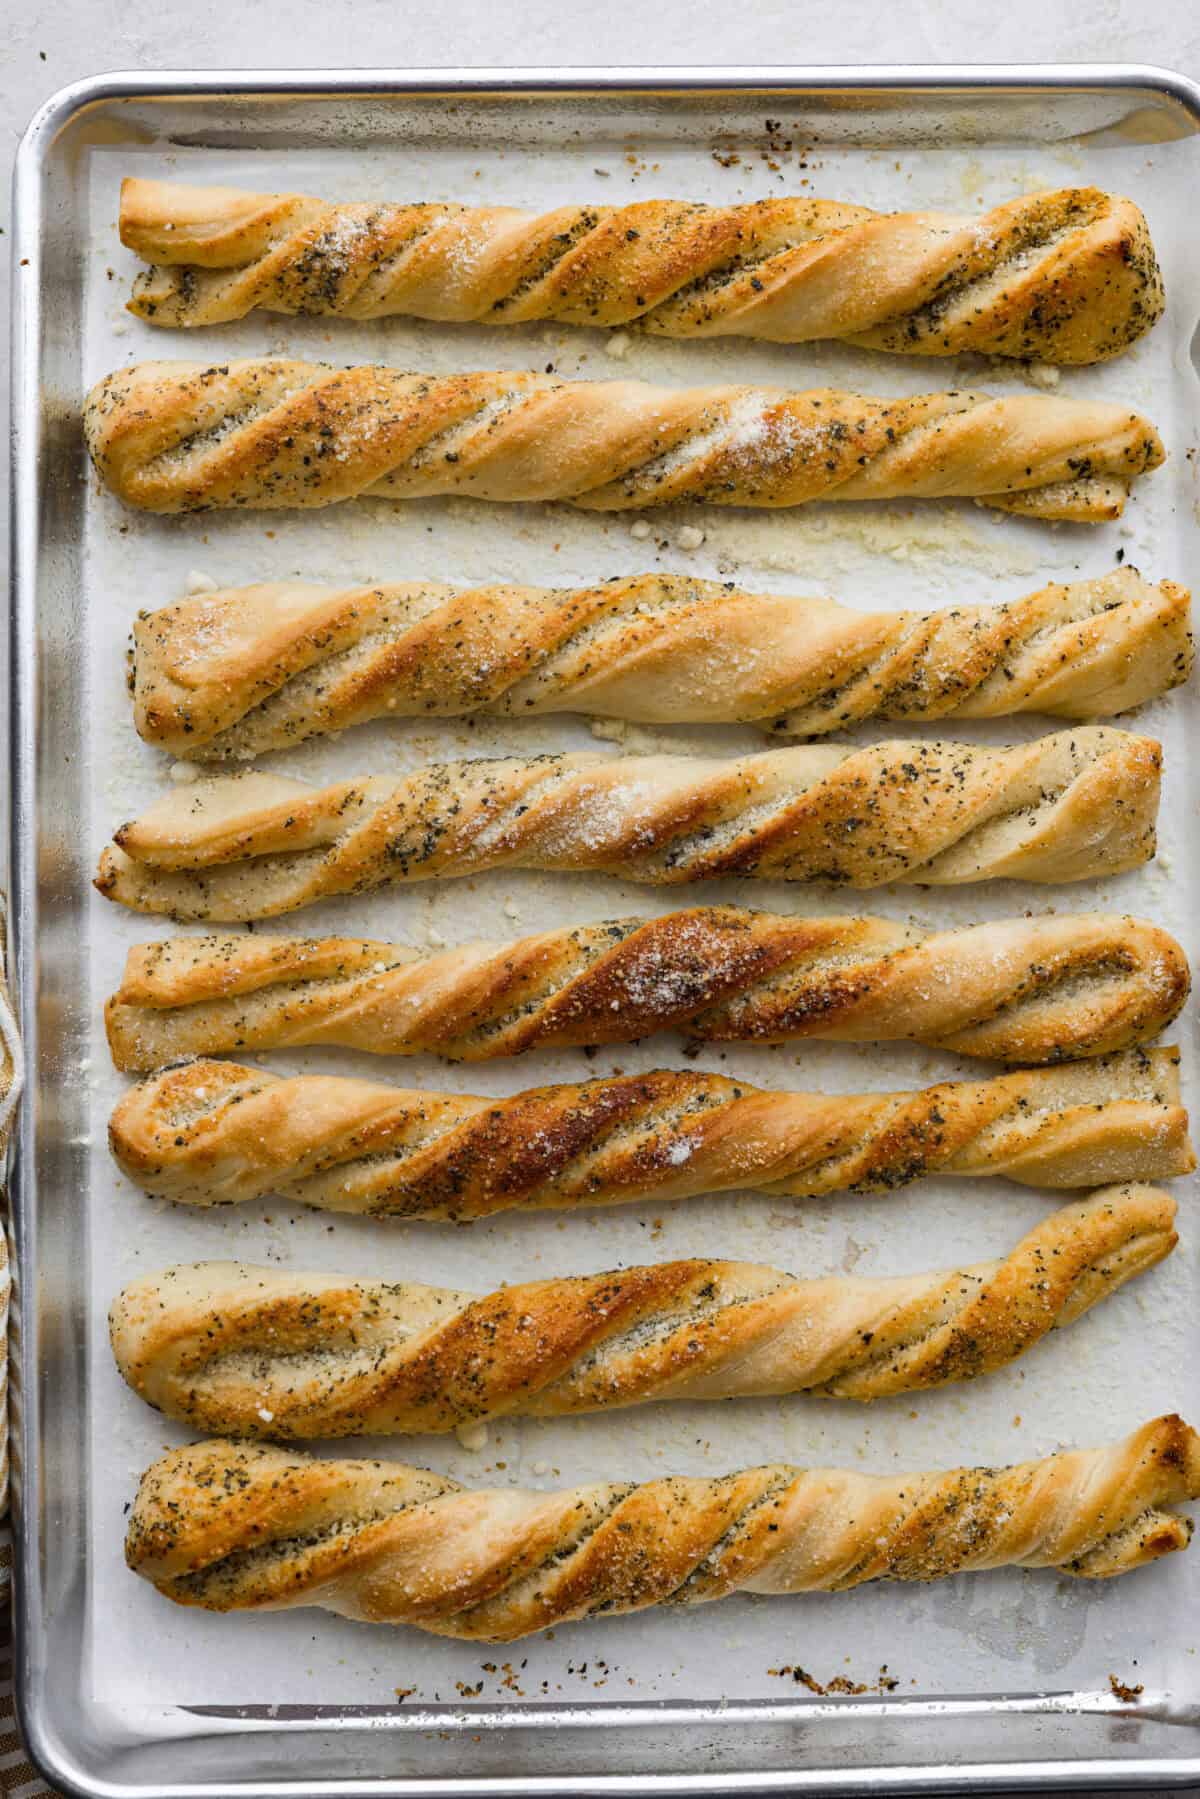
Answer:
[76,123,1200,1717]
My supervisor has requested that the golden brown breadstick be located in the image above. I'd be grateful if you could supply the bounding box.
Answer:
[83,359,1164,523]
[129,568,1193,761]
[109,1186,1178,1436]
[120,179,1164,365]
[102,909,1190,1072]
[126,1415,1200,1638]
[94,730,1162,922]
[107,1051,1194,1217]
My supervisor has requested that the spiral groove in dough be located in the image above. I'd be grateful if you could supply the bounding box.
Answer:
[94,729,1162,920]
[108,1050,1193,1217]
[129,568,1192,760]
[103,909,1191,1071]
[120,179,1164,365]
[109,1185,1179,1435]
[83,359,1164,522]
[125,1416,1200,1638]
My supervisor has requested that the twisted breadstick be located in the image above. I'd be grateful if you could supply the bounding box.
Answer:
[94,730,1162,922]
[120,179,1164,366]
[130,568,1193,761]
[103,909,1190,1072]
[108,1051,1193,1217]
[83,360,1164,523]
[126,1415,1200,1637]
[109,1186,1177,1437]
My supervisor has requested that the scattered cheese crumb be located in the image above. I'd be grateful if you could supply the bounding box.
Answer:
[591,716,631,745]
[531,1460,549,1476]
[676,525,706,551]
[589,716,681,755]
[184,569,219,594]
[456,1420,489,1452]
[629,519,652,540]
[168,761,203,783]
[502,897,521,920]
[257,1407,275,1423]
[604,332,632,360]
[1022,362,1060,391]
[373,961,387,973]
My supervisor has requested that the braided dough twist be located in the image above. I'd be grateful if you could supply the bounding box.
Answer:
[83,360,1164,523]
[109,1186,1178,1436]
[120,179,1164,365]
[130,567,1193,761]
[126,1416,1200,1637]
[108,1051,1193,1217]
[94,730,1162,921]
[103,910,1190,1072]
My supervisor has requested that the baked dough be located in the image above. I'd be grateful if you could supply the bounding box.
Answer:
[129,568,1193,761]
[107,1050,1193,1217]
[83,360,1164,522]
[94,730,1162,920]
[109,1186,1177,1434]
[120,179,1164,365]
[102,909,1190,1071]
[125,1415,1200,1637]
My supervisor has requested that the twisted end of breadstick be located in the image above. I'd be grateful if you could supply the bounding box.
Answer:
[93,730,1162,920]
[83,359,1163,522]
[128,568,1193,761]
[107,1050,1194,1217]
[126,1415,1200,1638]
[102,910,1191,1072]
[119,180,1164,366]
[109,1185,1178,1437]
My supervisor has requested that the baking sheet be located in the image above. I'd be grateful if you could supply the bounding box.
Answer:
[75,123,1200,1723]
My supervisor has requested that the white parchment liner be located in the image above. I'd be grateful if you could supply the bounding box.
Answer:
[77,127,1200,1712]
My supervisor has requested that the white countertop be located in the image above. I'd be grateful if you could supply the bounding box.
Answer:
[3,7,1199,1795]
[3,0,1198,85]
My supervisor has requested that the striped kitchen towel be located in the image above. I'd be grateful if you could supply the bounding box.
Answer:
[0,908,39,1795]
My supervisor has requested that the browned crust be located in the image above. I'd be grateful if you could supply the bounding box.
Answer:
[102,909,1192,1071]
[119,180,1164,366]
[93,730,1163,921]
[125,1416,1200,1638]
[127,568,1193,760]
[109,1185,1178,1435]
[82,359,1164,522]
[107,1050,1194,1217]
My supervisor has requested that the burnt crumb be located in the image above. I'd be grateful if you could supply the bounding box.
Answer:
[768,1663,901,1695]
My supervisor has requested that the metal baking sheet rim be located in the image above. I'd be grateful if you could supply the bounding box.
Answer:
[9,62,1200,1799]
